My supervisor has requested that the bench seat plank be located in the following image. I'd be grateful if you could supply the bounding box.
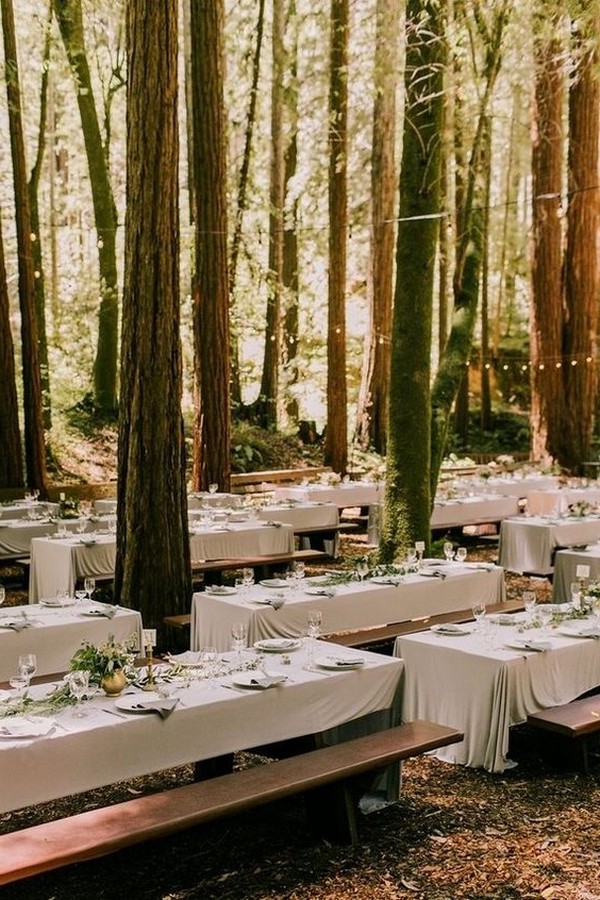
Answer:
[0,721,462,884]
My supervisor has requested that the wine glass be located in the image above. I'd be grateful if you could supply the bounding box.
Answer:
[68,670,90,716]
[523,591,537,620]
[569,582,582,609]
[208,483,219,495]
[231,622,248,664]
[443,541,455,562]
[84,578,96,602]
[242,567,254,591]
[472,601,486,631]
[356,559,369,582]
[9,673,29,700]
[18,653,37,686]
[455,547,467,564]
[200,646,218,687]
[75,589,87,606]
[538,606,552,635]
[307,609,322,638]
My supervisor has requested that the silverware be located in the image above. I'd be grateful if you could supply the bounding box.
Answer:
[102,707,129,719]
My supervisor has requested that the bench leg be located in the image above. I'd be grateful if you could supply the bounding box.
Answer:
[193,753,234,782]
[304,782,358,845]
[582,739,590,776]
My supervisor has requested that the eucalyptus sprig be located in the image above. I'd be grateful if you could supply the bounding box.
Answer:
[0,683,76,719]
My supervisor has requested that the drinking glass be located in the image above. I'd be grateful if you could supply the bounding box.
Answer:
[443,541,455,561]
[538,606,552,634]
[405,547,417,566]
[200,646,218,687]
[208,483,219,494]
[307,609,322,639]
[472,601,486,631]
[242,567,254,590]
[523,591,537,619]
[231,622,248,664]
[18,653,37,685]
[75,589,87,606]
[0,585,5,607]
[68,670,90,716]
[570,582,582,608]
[84,578,96,601]
[455,547,467,564]
[356,559,369,582]
[9,673,28,700]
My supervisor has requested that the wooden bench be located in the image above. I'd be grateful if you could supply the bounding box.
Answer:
[230,467,332,494]
[324,599,526,649]
[191,547,327,583]
[0,720,463,885]
[527,694,600,774]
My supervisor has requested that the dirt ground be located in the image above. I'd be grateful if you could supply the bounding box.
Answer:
[2,533,596,900]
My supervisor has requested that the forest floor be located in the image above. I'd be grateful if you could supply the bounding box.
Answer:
[3,528,599,900]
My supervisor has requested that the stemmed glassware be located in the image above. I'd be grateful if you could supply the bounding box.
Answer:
[443,541,455,562]
[356,558,369,582]
[307,609,322,638]
[569,582,582,609]
[455,547,467,564]
[200,646,218,686]
[208,483,219,495]
[18,653,37,688]
[68,670,90,716]
[242,567,254,592]
[538,606,552,635]
[84,578,96,603]
[9,673,28,700]
[231,622,248,665]
[523,591,537,621]
[472,601,486,632]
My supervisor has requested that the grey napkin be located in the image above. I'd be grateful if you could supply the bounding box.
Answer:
[2,621,31,632]
[131,698,178,719]
[249,675,287,688]
[266,595,285,610]
[309,588,336,597]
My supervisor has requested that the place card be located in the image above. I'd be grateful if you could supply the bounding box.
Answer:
[142,628,157,648]
[415,541,425,552]
[576,565,590,579]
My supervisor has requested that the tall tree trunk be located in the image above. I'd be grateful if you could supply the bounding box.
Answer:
[256,0,286,429]
[0,208,23,487]
[480,116,493,430]
[53,0,119,414]
[530,17,564,463]
[190,0,231,493]
[324,0,349,475]
[1,0,48,496]
[380,0,445,561]
[228,0,266,408]
[355,0,399,454]
[28,0,53,429]
[558,20,600,471]
[115,0,190,636]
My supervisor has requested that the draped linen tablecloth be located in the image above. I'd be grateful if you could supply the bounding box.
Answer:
[553,545,600,601]
[463,475,559,498]
[29,523,296,602]
[395,617,600,773]
[274,481,384,509]
[0,641,402,814]
[0,604,142,681]
[191,563,505,652]
[430,494,519,530]
[0,517,92,560]
[525,487,600,517]
[0,502,58,522]
[498,515,600,574]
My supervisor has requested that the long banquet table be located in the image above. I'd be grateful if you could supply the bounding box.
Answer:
[0,642,402,814]
[498,514,600,574]
[430,494,519,530]
[0,517,93,560]
[552,545,600,601]
[274,481,384,508]
[0,602,142,681]
[28,522,295,602]
[190,563,505,652]
[395,614,600,773]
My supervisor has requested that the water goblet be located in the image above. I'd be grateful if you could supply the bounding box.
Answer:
[538,607,552,635]
[523,591,537,620]
[9,673,29,701]
[75,589,87,606]
[443,541,455,562]
[200,646,218,687]
[356,559,369,582]
[231,622,248,665]
[307,609,322,639]
[472,601,486,632]
[18,653,37,685]
[455,547,467,564]
[84,578,96,602]
[0,585,5,607]
[68,670,90,716]
[569,582,582,609]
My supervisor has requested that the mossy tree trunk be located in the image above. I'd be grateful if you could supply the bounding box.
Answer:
[115,0,191,636]
[2,0,48,496]
[324,0,349,475]
[190,0,231,493]
[0,208,23,487]
[379,0,445,562]
[53,0,119,414]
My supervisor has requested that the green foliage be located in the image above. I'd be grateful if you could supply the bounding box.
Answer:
[231,422,322,473]
[447,409,531,456]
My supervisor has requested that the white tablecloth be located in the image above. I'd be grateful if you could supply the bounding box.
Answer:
[553,545,600,600]
[0,642,402,814]
[29,523,296,602]
[525,487,600,517]
[0,502,57,521]
[431,494,519,530]
[188,502,339,533]
[0,518,91,560]
[464,475,559,497]
[395,617,600,773]
[274,482,384,508]
[191,564,505,652]
[0,604,142,681]
[498,515,600,573]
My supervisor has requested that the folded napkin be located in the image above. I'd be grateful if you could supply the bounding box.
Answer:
[248,675,287,688]
[307,588,336,597]
[263,521,282,528]
[419,569,447,580]
[0,716,55,738]
[86,605,118,619]
[324,656,365,667]
[0,620,32,632]
[265,595,285,610]
[432,624,469,635]
[129,698,178,719]
[519,640,552,652]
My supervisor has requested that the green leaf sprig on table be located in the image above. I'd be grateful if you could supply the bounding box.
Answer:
[0,682,77,719]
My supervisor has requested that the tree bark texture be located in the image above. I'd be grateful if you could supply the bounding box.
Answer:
[355,0,399,454]
[530,23,564,463]
[324,0,349,475]
[190,0,231,492]
[2,0,48,495]
[380,0,445,561]
[0,208,23,487]
[53,0,119,414]
[115,0,191,633]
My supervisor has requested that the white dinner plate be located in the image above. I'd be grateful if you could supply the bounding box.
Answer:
[0,716,56,738]
[115,693,163,712]
[313,655,365,670]
[231,673,288,689]
[430,624,470,636]
[253,638,301,652]
[204,586,238,596]
[369,576,402,585]
[40,598,78,607]
[505,639,552,652]
[558,625,600,639]
[304,587,337,596]
[259,579,289,589]
[166,651,204,667]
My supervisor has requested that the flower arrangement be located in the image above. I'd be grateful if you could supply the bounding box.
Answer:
[58,495,80,519]
[567,500,596,518]
[69,633,138,684]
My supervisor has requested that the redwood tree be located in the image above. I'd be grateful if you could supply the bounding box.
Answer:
[115,0,190,633]
[0,207,23,488]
